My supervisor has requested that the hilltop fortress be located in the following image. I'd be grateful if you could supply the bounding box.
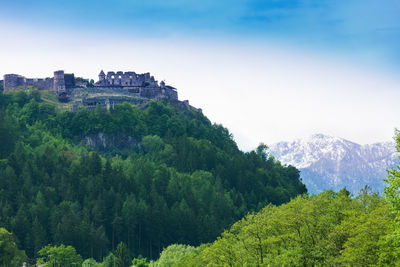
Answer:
[2,70,178,101]
[2,71,76,93]
[95,70,177,99]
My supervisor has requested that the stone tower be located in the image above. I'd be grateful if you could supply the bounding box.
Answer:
[160,80,165,88]
[3,74,25,91]
[53,70,66,92]
[99,70,105,81]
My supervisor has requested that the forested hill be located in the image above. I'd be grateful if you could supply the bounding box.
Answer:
[168,188,398,266]
[0,90,306,262]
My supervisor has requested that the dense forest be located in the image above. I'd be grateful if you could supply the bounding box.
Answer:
[150,130,400,267]
[0,89,307,265]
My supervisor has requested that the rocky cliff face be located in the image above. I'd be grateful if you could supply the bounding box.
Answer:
[269,134,399,194]
[84,132,139,151]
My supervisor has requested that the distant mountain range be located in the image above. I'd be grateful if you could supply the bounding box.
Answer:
[269,134,399,195]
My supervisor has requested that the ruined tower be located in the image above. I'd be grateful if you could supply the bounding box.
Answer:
[99,70,105,82]
[53,70,66,92]
[3,74,25,91]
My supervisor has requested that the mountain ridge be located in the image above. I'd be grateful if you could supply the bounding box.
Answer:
[269,133,399,194]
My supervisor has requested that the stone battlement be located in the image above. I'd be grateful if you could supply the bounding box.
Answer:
[2,70,74,92]
[96,70,158,87]
[2,69,178,101]
[94,70,177,100]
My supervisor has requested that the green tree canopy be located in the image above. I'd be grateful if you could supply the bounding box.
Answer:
[0,227,27,267]
[149,244,196,267]
[173,189,394,266]
[82,258,99,267]
[115,242,130,267]
[37,244,83,267]
[380,129,400,265]
[0,90,306,260]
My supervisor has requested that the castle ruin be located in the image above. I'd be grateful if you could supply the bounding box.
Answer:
[2,69,178,102]
[2,70,75,93]
[94,70,177,99]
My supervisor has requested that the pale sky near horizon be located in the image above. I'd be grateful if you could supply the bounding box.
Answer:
[1,1,400,151]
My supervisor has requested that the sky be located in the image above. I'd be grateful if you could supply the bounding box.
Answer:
[1,0,400,151]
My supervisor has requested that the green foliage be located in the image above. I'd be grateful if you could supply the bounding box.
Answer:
[174,189,396,266]
[3,89,400,265]
[0,111,17,158]
[82,258,99,267]
[0,90,306,261]
[172,244,209,267]
[37,244,83,267]
[0,227,27,267]
[132,256,149,267]
[149,244,196,267]
[384,130,400,216]
[115,242,130,267]
[101,252,116,267]
[379,129,400,265]
[385,166,400,215]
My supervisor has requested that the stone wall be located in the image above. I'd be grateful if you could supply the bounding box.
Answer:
[2,69,178,102]
[3,74,25,91]
[96,71,158,87]
[26,78,54,90]
[82,95,149,110]
[3,72,58,91]
[163,86,178,99]
[94,70,178,100]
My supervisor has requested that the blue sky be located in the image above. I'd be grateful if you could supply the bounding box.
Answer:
[1,0,400,150]
[3,0,400,64]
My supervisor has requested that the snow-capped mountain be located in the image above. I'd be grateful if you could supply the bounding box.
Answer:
[269,134,399,195]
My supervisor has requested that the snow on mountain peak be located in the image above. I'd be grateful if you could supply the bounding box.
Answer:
[269,134,398,194]
[270,134,359,168]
